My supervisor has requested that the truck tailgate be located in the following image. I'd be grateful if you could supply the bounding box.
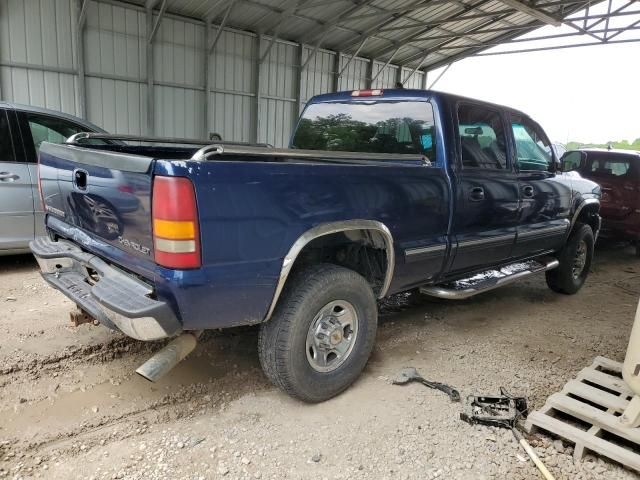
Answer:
[39,142,155,266]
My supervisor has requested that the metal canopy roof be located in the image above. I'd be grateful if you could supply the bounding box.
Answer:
[135,0,640,72]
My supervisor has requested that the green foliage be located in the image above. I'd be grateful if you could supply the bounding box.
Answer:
[567,138,640,151]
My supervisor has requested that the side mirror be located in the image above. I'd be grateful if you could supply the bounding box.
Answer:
[560,151,586,173]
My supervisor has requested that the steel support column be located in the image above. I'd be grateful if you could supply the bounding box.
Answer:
[74,0,88,118]
[366,58,374,88]
[332,51,341,91]
[146,6,155,135]
[204,18,211,139]
[254,35,262,143]
[295,43,304,116]
[395,65,403,88]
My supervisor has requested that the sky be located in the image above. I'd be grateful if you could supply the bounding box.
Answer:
[428,2,640,145]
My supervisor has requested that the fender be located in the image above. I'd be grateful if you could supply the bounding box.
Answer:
[263,220,395,321]
[570,197,600,230]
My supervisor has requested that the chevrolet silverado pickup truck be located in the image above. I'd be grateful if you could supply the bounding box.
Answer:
[30,89,601,402]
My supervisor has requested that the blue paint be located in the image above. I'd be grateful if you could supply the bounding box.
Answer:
[38,89,600,331]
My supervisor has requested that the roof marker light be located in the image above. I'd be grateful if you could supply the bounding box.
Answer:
[351,89,383,97]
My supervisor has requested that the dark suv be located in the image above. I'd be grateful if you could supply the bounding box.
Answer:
[563,148,640,255]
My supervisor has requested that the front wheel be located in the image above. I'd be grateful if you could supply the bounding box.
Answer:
[258,264,378,402]
[546,223,594,294]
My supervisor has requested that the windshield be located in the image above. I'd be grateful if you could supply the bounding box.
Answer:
[291,100,436,162]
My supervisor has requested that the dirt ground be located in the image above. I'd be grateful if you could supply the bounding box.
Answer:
[1,244,639,480]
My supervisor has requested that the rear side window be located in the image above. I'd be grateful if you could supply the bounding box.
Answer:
[0,110,16,163]
[586,153,638,178]
[291,101,436,163]
[457,104,507,169]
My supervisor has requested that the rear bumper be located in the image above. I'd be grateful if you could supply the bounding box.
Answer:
[29,237,181,341]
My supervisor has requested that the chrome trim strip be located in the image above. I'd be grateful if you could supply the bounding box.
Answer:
[192,143,429,164]
[405,244,447,256]
[518,223,569,239]
[457,233,515,249]
[264,220,395,321]
[420,259,559,300]
[570,198,600,230]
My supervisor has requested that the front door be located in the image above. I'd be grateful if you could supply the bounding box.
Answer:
[449,103,520,273]
[509,114,571,256]
[0,108,36,252]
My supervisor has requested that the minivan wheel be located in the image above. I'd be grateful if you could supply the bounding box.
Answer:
[258,264,377,403]
[546,223,594,294]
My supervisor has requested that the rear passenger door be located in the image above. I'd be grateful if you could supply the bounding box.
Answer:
[509,114,571,256]
[0,108,36,251]
[449,103,520,273]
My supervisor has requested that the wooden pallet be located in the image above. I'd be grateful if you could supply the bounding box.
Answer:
[525,356,640,472]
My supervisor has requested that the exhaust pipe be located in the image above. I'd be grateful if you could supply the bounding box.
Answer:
[136,331,202,382]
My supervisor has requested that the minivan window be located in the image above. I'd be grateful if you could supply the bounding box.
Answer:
[26,113,88,156]
[0,110,16,163]
[457,104,507,169]
[291,101,436,163]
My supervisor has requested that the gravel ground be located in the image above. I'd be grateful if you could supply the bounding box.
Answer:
[0,242,639,480]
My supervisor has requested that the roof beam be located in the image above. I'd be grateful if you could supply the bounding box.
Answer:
[148,0,168,44]
[374,0,495,58]
[301,0,378,44]
[208,0,237,54]
[494,0,562,26]
[259,0,308,63]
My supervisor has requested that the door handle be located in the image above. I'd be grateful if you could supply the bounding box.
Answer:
[522,185,534,198]
[469,187,485,201]
[0,172,20,181]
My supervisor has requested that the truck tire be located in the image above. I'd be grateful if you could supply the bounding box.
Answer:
[546,223,594,294]
[258,264,377,402]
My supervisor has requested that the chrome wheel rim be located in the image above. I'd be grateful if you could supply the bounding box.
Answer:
[306,300,359,373]
[572,240,588,279]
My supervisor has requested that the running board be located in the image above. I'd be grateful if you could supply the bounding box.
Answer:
[420,258,559,300]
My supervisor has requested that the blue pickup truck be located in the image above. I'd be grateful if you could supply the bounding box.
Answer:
[30,89,601,402]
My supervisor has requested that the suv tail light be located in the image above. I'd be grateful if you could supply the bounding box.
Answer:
[152,176,201,269]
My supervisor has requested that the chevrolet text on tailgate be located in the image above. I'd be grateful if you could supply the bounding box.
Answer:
[31,89,602,402]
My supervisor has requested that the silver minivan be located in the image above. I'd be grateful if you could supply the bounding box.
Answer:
[0,103,105,255]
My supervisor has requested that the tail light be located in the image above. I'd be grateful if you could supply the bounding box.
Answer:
[152,176,201,269]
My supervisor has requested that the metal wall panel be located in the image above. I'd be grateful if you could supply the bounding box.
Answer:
[85,0,146,80]
[400,67,425,89]
[86,76,147,134]
[0,0,80,115]
[300,47,335,107]
[371,62,398,89]
[337,55,368,91]
[259,38,297,147]
[153,14,206,138]
[0,0,427,146]
[208,29,256,142]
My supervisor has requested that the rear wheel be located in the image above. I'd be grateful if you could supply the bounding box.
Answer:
[258,264,378,402]
[546,223,594,294]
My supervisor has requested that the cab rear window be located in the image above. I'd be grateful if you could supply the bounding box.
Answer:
[291,101,436,163]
